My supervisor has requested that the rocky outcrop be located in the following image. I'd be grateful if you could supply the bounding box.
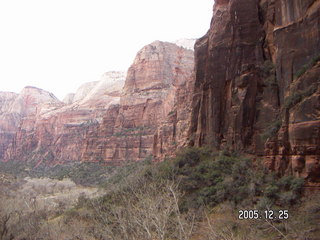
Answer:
[190,0,320,183]
[72,81,99,103]
[8,86,61,117]
[79,71,126,107]
[0,87,61,159]
[0,92,19,159]
[83,41,194,162]
[0,92,18,113]
[4,72,126,164]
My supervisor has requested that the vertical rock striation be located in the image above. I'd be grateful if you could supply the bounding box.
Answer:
[2,40,194,165]
[190,0,267,152]
[190,0,320,183]
[263,0,320,182]
[83,41,194,163]
[0,87,61,160]
[0,92,20,159]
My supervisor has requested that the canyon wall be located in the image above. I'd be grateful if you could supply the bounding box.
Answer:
[3,41,194,164]
[4,72,126,165]
[190,0,320,182]
[2,0,318,184]
[0,87,62,160]
[0,92,20,159]
[83,41,194,163]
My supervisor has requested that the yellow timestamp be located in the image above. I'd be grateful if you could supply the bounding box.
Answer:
[238,210,289,220]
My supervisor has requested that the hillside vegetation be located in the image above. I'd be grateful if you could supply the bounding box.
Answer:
[0,148,319,240]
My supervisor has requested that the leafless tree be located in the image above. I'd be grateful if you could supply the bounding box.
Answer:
[88,179,196,240]
[0,214,12,240]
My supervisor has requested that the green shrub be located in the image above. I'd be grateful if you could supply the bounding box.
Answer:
[158,149,251,208]
[113,126,149,137]
[134,147,306,210]
[294,54,320,79]
[279,191,298,206]
[256,197,274,210]
[265,75,277,85]
[261,119,282,141]
[284,84,318,110]
[174,147,204,168]
[0,160,116,186]
[261,60,275,75]
[289,177,304,194]
[261,175,304,206]
[278,175,303,192]
[53,147,308,240]
[264,184,279,199]
[261,60,277,86]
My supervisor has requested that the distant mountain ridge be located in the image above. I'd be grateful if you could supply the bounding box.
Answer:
[0,40,194,164]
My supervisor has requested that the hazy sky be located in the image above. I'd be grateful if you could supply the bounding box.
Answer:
[0,0,213,100]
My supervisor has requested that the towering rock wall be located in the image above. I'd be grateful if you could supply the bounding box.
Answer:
[263,0,320,182]
[83,41,194,163]
[190,0,268,151]
[190,0,320,182]
[3,39,194,165]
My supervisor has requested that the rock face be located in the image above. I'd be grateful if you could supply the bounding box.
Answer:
[0,92,19,159]
[79,71,126,107]
[1,1,319,185]
[83,41,194,162]
[8,86,61,116]
[0,87,61,159]
[263,0,320,183]
[4,72,126,164]
[190,0,320,183]
[2,41,194,165]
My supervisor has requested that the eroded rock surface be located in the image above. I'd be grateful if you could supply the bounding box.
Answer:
[0,87,61,159]
[4,72,126,164]
[0,92,19,159]
[83,41,194,162]
[2,40,194,165]
[189,0,320,183]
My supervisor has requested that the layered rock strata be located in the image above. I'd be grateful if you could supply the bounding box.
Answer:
[4,72,126,164]
[0,87,61,160]
[83,41,194,162]
[190,0,320,182]
[4,40,194,165]
[0,92,20,159]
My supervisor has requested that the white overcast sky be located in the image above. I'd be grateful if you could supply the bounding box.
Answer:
[0,0,213,100]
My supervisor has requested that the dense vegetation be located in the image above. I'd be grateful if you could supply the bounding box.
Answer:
[0,147,319,240]
[294,54,320,79]
[0,160,115,186]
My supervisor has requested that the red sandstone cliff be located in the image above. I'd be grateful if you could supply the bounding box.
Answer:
[0,87,61,160]
[0,92,20,159]
[83,41,194,162]
[3,0,318,185]
[3,41,194,164]
[4,72,126,164]
[190,0,320,182]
